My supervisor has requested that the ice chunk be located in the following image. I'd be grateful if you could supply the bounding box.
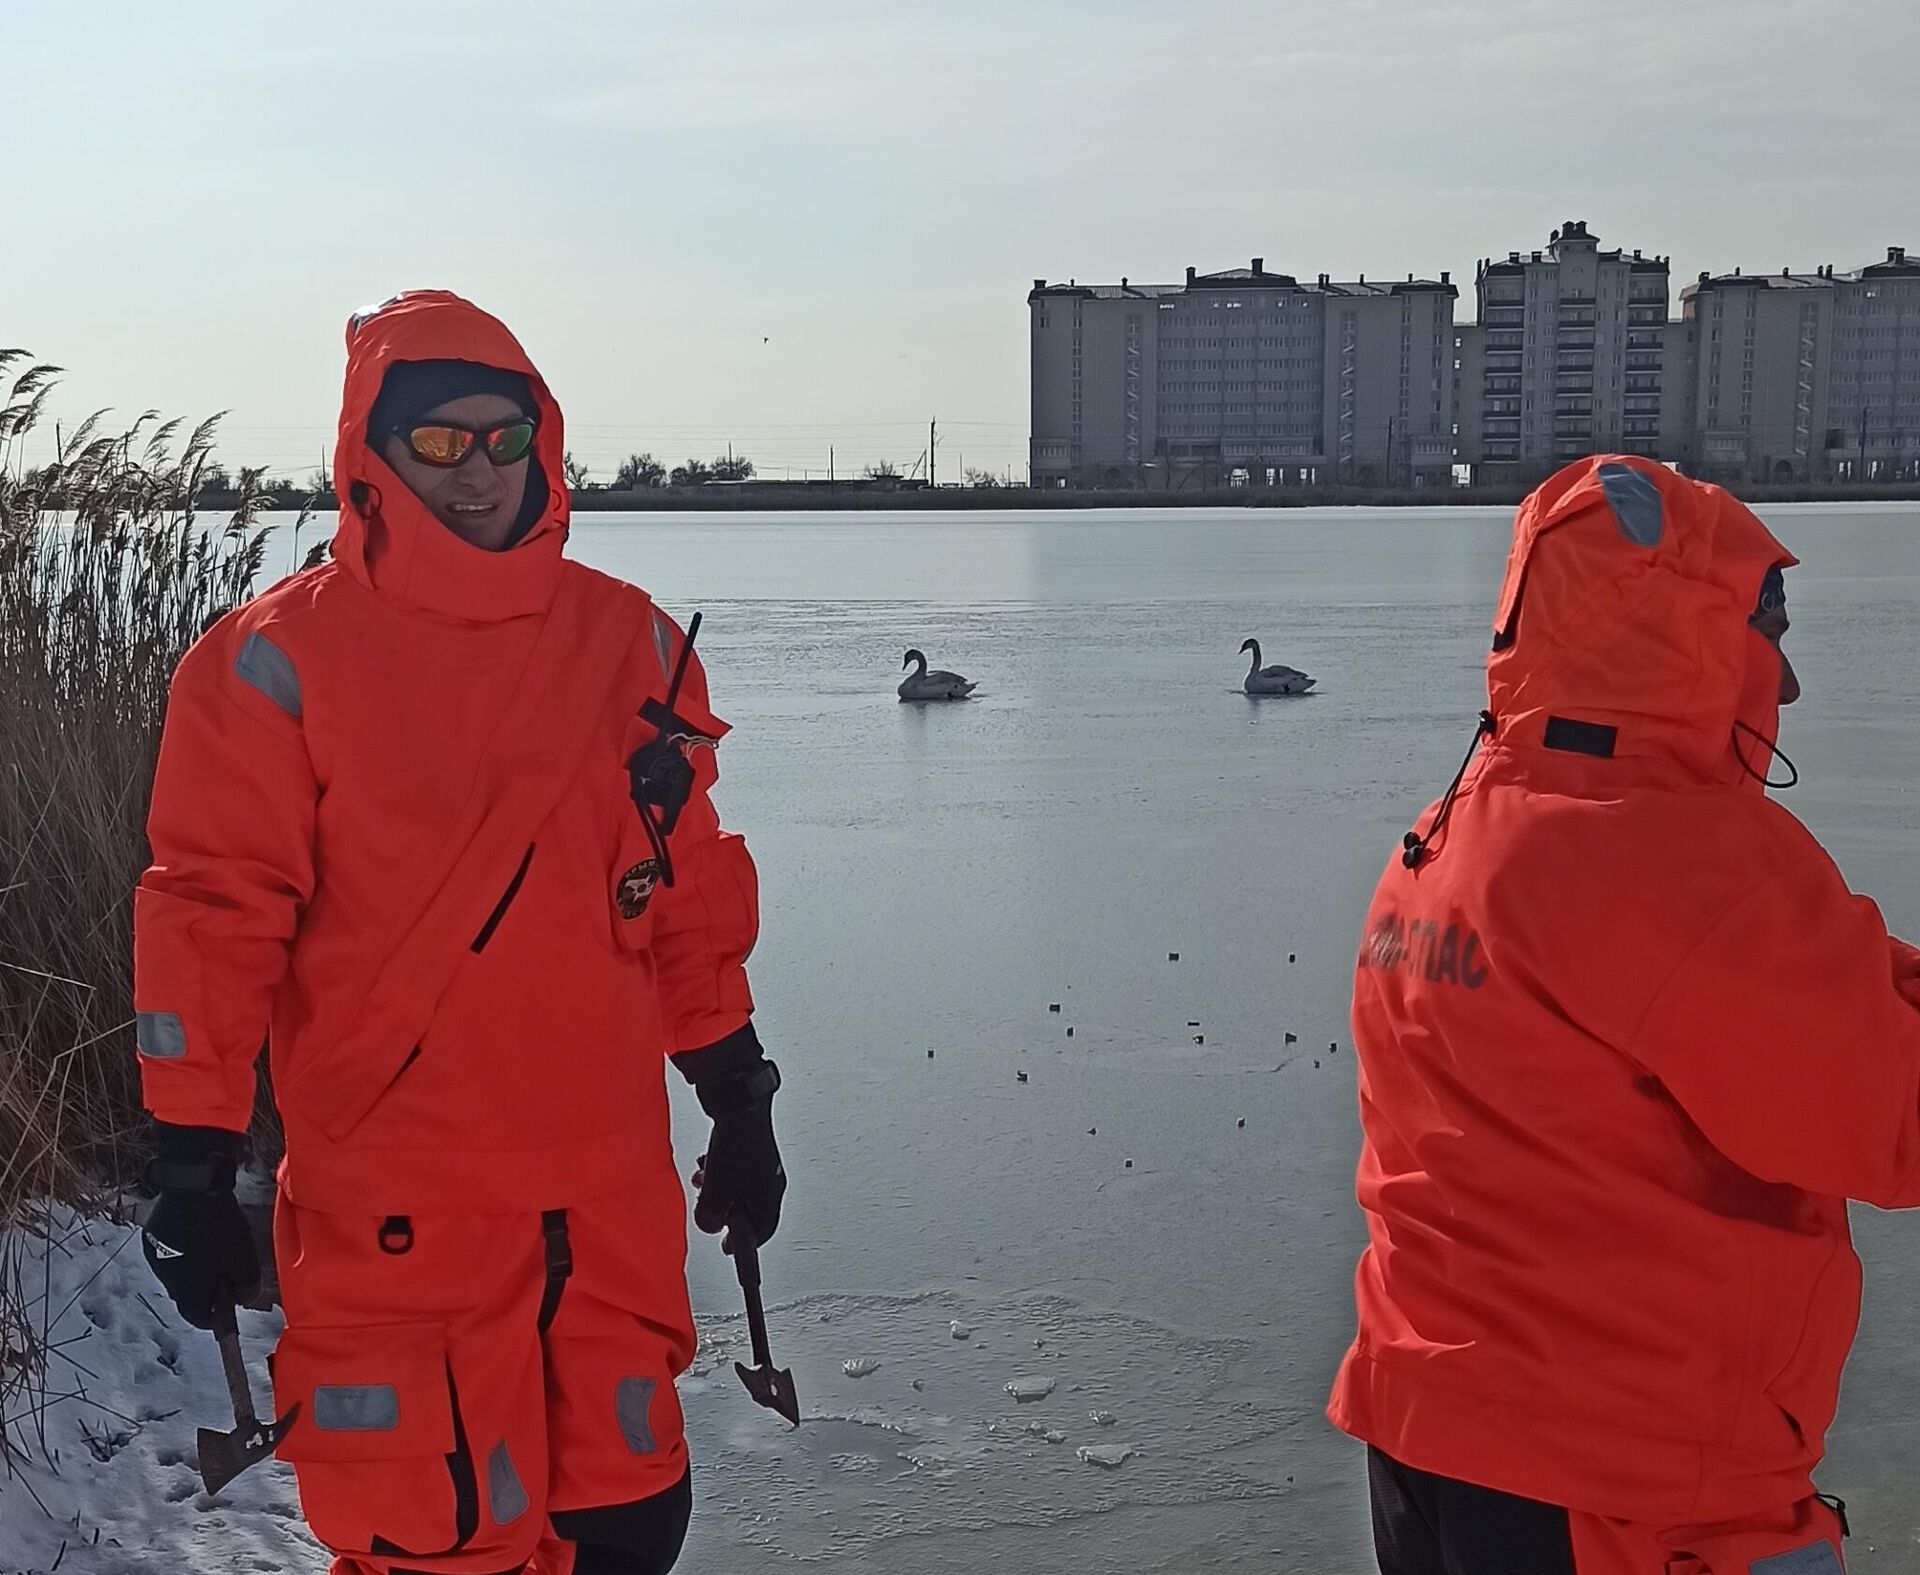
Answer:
[1089,1409,1118,1427]
[950,1321,974,1341]
[842,1357,881,1378]
[1025,1422,1066,1443]
[1005,1376,1056,1403]
[1077,1443,1134,1468]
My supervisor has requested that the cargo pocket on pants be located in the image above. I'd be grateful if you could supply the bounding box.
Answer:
[271,1322,480,1561]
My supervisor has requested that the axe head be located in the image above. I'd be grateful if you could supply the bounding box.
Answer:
[734,1359,801,1427]
[198,1403,300,1496]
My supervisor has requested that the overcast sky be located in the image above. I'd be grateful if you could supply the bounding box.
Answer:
[7,0,1916,480]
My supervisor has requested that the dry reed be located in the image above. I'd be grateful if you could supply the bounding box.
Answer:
[0,347,288,1462]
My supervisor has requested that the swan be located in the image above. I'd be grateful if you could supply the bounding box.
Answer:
[898,648,977,701]
[1240,638,1314,696]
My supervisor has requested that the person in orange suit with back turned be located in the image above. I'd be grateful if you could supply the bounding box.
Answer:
[132,291,787,1575]
[1328,456,1920,1575]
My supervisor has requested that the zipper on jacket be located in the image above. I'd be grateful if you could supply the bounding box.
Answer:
[470,844,536,954]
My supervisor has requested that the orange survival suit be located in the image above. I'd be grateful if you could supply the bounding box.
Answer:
[134,294,761,1574]
[1328,457,1920,1571]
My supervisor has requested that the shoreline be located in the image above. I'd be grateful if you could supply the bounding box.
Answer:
[219,481,1920,515]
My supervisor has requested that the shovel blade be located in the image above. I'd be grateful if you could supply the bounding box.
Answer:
[197,1404,300,1496]
[734,1360,801,1427]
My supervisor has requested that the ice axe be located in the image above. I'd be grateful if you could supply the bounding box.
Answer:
[198,1299,299,1495]
[727,1209,800,1426]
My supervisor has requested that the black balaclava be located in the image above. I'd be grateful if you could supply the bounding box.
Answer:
[366,359,549,544]
[1752,564,1787,623]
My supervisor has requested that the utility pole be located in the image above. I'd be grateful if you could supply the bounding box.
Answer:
[929,418,937,488]
[829,445,835,484]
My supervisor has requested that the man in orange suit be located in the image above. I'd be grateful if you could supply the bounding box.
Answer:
[135,291,785,1575]
[1330,456,1920,1574]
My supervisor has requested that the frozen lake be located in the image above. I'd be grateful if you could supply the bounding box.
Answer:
[561,504,1920,1573]
[10,503,1920,1575]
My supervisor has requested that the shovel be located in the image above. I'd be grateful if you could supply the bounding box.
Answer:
[727,1210,800,1427]
[198,1299,300,1496]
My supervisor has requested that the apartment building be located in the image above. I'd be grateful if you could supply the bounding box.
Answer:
[1681,269,1838,482]
[1680,247,1920,482]
[1033,231,1918,487]
[1469,222,1681,480]
[1830,246,1920,479]
[1029,261,1458,489]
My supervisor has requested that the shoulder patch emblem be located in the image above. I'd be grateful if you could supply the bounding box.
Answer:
[617,860,663,920]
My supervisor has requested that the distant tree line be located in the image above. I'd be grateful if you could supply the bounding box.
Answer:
[170,451,1021,503]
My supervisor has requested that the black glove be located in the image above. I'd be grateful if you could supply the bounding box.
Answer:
[141,1122,261,1331]
[673,1027,786,1246]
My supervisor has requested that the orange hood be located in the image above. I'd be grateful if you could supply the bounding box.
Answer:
[331,291,569,621]
[1485,456,1796,786]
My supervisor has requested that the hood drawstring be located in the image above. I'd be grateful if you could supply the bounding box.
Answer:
[1732,720,1799,790]
[1403,711,1497,869]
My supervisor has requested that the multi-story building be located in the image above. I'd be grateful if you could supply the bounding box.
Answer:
[1032,232,1918,487]
[1029,260,1458,489]
[1680,268,1838,483]
[1679,247,1919,482]
[1469,222,1678,480]
[1829,246,1920,480]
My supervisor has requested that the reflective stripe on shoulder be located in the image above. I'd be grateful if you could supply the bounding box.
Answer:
[234,631,303,718]
[135,1011,187,1060]
[652,611,675,681]
[1596,462,1664,548]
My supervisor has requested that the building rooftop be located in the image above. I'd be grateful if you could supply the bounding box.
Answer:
[1680,249,1918,295]
[1853,245,1918,278]
[1029,258,1456,302]
[1683,269,1836,295]
[1481,225,1670,276]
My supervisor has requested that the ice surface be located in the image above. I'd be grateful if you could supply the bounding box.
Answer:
[1005,1376,1057,1403]
[14,509,1920,1574]
[673,1286,1302,1568]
